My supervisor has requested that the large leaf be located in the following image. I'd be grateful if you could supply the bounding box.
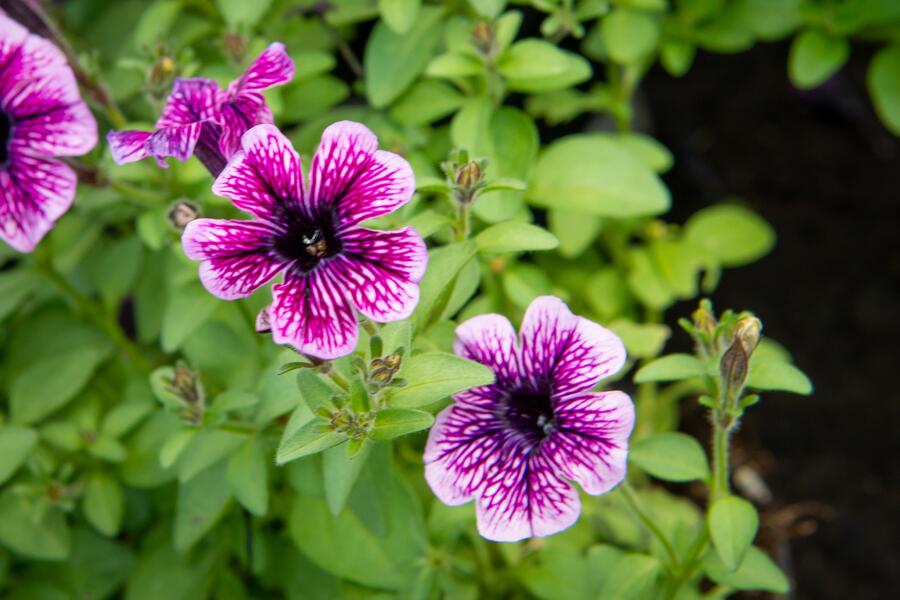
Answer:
[387,352,495,408]
[174,462,232,552]
[630,432,710,482]
[0,492,70,560]
[683,204,775,267]
[528,135,670,217]
[708,495,760,570]
[0,425,38,485]
[704,546,789,593]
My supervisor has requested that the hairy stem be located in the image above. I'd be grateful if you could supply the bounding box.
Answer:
[620,481,680,570]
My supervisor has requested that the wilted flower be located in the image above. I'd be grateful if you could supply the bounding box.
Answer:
[107,42,294,171]
[424,296,635,542]
[0,10,97,252]
[182,122,426,359]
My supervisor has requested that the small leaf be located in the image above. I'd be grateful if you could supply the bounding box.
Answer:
[789,29,849,90]
[709,496,760,570]
[177,430,246,483]
[215,0,272,27]
[378,0,420,34]
[634,354,704,383]
[683,204,775,267]
[390,80,464,125]
[747,358,812,395]
[498,40,592,92]
[704,546,789,594]
[372,408,434,440]
[161,282,217,353]
[387,352,494,408]
[0,493,70,560]
[323,442,372,515]
[83,471,124,537]
[227,437,268,516]
[603,9,660,64]
[630,432,710,482]
[276,419,346,465]
[0,426,37,485]
[475,222,558,254]
[412,242,477,330]
[174,462,232,552]
[869,45,900,136]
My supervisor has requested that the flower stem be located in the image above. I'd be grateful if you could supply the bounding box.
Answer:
[711,419,731,501]
[664,526,709,600]
[455,202,471,242]
[620,481,680,570]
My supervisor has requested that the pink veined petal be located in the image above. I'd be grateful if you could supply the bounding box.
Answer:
[155,78,221,128]
[212,124,304,220]
[334,149,415,229]
[229,42,295,93]
[475,445,581,542]
[146,121,205,164]
[106,130,151,164]
[11,101,97,156]
[454,313,521,389]
[1,34,80,118]
[269,266,359,359]
[307,120,378,218]
[0,154,75,252]
[519,296,627,399]
[217,93,267,159]
[543,391,635,496]
[0,12,29,57]
[182,218,285,300]
[328,226,427,322]
[424,402,506,505]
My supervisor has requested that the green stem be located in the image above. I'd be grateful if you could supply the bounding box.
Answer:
[39,262,151,375]
[360,318,379,337]
[711,419,731,501]
[455,202,471,242]
[109,179,166,207]
[620,481,680,570]
[665,526,709,600]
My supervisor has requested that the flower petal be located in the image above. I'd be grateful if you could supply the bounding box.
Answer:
[543,391,634,496]
[182,218,284,300]
[146,122,204,163]
[212,124,304,220]
[0,11,29,54]
[0,31,78,118]
[307,120,378,217]
[270,266,358,359]
[0,155,75,252]
[424,402,505,505]
[11,101,97,156]
[156,78,220,128]
[475,448,581,542]
[327,227,426,322]
[106,130,152,164]
[334,149,416,229]
[519,296,626,398]
[217,93,268,159]
[454,313,521,389]
[230,42,295,93]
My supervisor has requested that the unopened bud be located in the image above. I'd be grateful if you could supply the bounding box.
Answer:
[370,353,402,385]
[692,305,716,337]
[255,306,272,334]
[149,55,176,86]
[222,31,247,60]
[472,21,494,55]
[734,316,762,355]
[456,160,482,190]
[168,201,198,229]
[720,339,749,397]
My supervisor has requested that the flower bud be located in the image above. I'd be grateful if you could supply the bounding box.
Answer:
[149,55,176,87]
[456,160,482,190]
[168,201,198,229]
[692,304,717,337]
[719,339,749,398]
[370,353,402,385]
[734,316,762,355]
[472,21,494,55]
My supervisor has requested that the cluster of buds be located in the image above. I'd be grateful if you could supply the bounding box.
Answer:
[152,362,206,424]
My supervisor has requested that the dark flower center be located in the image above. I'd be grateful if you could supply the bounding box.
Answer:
[271,207,342,272]
[498,387,557,446]
[0,109,12,167]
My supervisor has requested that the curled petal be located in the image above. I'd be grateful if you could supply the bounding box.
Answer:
[475,448,581,542]
[454,313,521,390]
[156,78,220,128]
[107,130,151,164]
[0,155,75,252]
[544,391,634,496]
[182,218,284,300]
[328,227,426,322]
[424,403,505,505]
[146,122,205,164]
[11,101,97,156]
[217,93,268,158]
[519,296,626,398]
[270,267,358,359]
[307,120,378,218]
[230,42,295,93]
[334,149,415,229]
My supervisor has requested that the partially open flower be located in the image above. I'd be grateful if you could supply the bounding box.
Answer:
[425,296,634,542]
[107,42,294,172]
[0,10,97,252]
[182,122,426,359]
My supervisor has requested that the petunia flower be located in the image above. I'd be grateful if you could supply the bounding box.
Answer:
[182,122,426,359]
[0,10,97,252]
[107,42,294,173]
[424,296,635,542]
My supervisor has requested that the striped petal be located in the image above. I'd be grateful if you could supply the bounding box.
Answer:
[0,154,75,252]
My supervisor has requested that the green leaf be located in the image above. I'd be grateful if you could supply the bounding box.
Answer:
[379,0,421,33]
[390,80,464,125]
[609,320,670,359]
[134,1,181,49]
[617,133,673,173]
[323,442,372,516]
[177,430,246,483]
[503,263,554,309]
[160,428,195,470]
[528,135,670,217]
[161,281,217,353]
[364,6,443,108]
[498,40,592,93]
[276,419,346,465]
[747,356,812,394]
[387,352,494,408]
[0,269,40,322]
[0,426,37,485]
[789,30,849,89]
[634,354,704,383]
[280,75,350,121]
[549,210,602,258]
[10,344,110,425]
[469,0,506,18]
[372,408,434,440]
[83,471,124,537]
[101,395,153,439]
[215,0,272,27]
[174,461,232,552]
[708,496,759,570]
[626,248,676,310]
[868,45,900,136]
[476,222,558,254]
[425,52,484,79]
[630,432,710,482]
[603,9,660,64]
[412,242,477,330]
[227,436,268,516]
[0,492,70,560]
[704,546,789,593]
[683,204,775,267]
[598,553,663,599]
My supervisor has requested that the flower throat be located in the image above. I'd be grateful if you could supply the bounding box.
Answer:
[0,110,12,167]
[500,387,556,445]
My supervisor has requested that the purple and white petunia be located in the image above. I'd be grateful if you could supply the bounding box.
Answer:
[182,121,426,359]
[0,10,97,252]
[424,296,635,542]
[107,43,294,171]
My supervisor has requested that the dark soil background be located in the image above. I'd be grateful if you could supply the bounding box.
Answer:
[643,42,900,600]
